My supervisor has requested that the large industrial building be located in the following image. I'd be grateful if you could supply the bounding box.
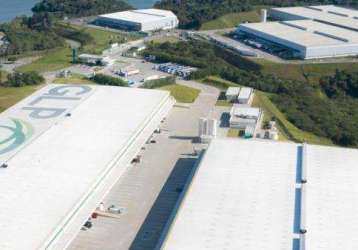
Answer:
[0,84,174,250]
[96,9,179,32]
[236,5,358,59]
[157,139,358,250]
[270,5,358,31]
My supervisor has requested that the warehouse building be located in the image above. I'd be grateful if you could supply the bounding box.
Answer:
[229,106,261,129]
[96,9,179,32]
[0,84,174,250]
[237,19,358,59]
[225,87,240,102]
[270,5,358,32]
[236,5,358,59]
[157,139,358,250]
[238,87,254,104]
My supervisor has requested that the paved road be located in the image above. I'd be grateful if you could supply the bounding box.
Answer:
[69,81,219,250]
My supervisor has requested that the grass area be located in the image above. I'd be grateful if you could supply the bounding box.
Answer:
[150,36,179,44]
[53,74,94,84]
[200,10,261,30]
[0,85,42,112]
[227,128,240,137]
[0,70,8,83]
[252,91,333,145]
[61,23,140,54]
[216,99,233,107]
[16,47,72,73]
[160,84,200,103]
[201,76,240,90]
[254,58,358,84]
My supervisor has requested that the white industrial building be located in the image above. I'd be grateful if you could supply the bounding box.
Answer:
[225,87,240,102]
[229,105,262,131]
[157,139,358,250]
[96,9,179,32]
[270,5,358,31]
[236,5,358,59]
[0,84,174,250]
[78,54,115,66]
[238,87,254,104]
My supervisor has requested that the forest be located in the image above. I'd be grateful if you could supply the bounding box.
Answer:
[32,0,132,18]
[144,41,358,146]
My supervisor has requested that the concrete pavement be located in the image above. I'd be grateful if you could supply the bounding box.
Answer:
[68,81,220,250]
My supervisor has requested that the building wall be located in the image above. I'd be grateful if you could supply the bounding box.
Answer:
[237,25,306,58]
[96,15,178,32]
[141,17,178,32]
[305,44,358,59]
[96,17,141,31]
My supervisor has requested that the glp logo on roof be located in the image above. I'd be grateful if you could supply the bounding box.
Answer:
[0,85,92,156]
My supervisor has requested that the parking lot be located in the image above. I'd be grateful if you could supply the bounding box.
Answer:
[99,56,170,87]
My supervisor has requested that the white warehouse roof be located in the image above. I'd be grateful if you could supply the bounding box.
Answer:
[225,87,240,96]
[239,20,358,47]
[98,9,177,25]
[270,5,358,31]
[0,84,174,250]
[158,139,358,250]
[238,87,253,99]
[237,19,358,59]
[230,105,260,118]
[160,139,298,250]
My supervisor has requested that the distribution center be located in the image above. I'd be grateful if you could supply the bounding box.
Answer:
[0,84,174,250]
[236,5,358,59]
[96,9,179,32]
[157,139,358,250]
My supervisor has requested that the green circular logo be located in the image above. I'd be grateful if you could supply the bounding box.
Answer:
[0,118,33,155]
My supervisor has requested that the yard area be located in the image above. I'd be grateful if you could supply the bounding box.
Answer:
[160,84,200,103]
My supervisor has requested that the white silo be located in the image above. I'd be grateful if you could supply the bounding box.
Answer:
[261,9,267,23]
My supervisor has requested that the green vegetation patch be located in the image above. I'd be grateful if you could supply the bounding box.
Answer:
[227,128,240,137]
[200,10,261,30]
[150,36,179,44]
[252,91,332,145]
[160,84,200,103]
[53,74,94,84]
[16,47,72,73]
[256,59,358,84]
[0,85,41,112]
[56,23,139,54]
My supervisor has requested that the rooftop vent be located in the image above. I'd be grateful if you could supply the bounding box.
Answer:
[1,163,8,168]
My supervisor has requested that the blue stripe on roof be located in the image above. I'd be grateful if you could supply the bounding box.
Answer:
[292,145,304,249]
[296,145,303,184]
[293,238,300,250]
[293,188,302,234]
